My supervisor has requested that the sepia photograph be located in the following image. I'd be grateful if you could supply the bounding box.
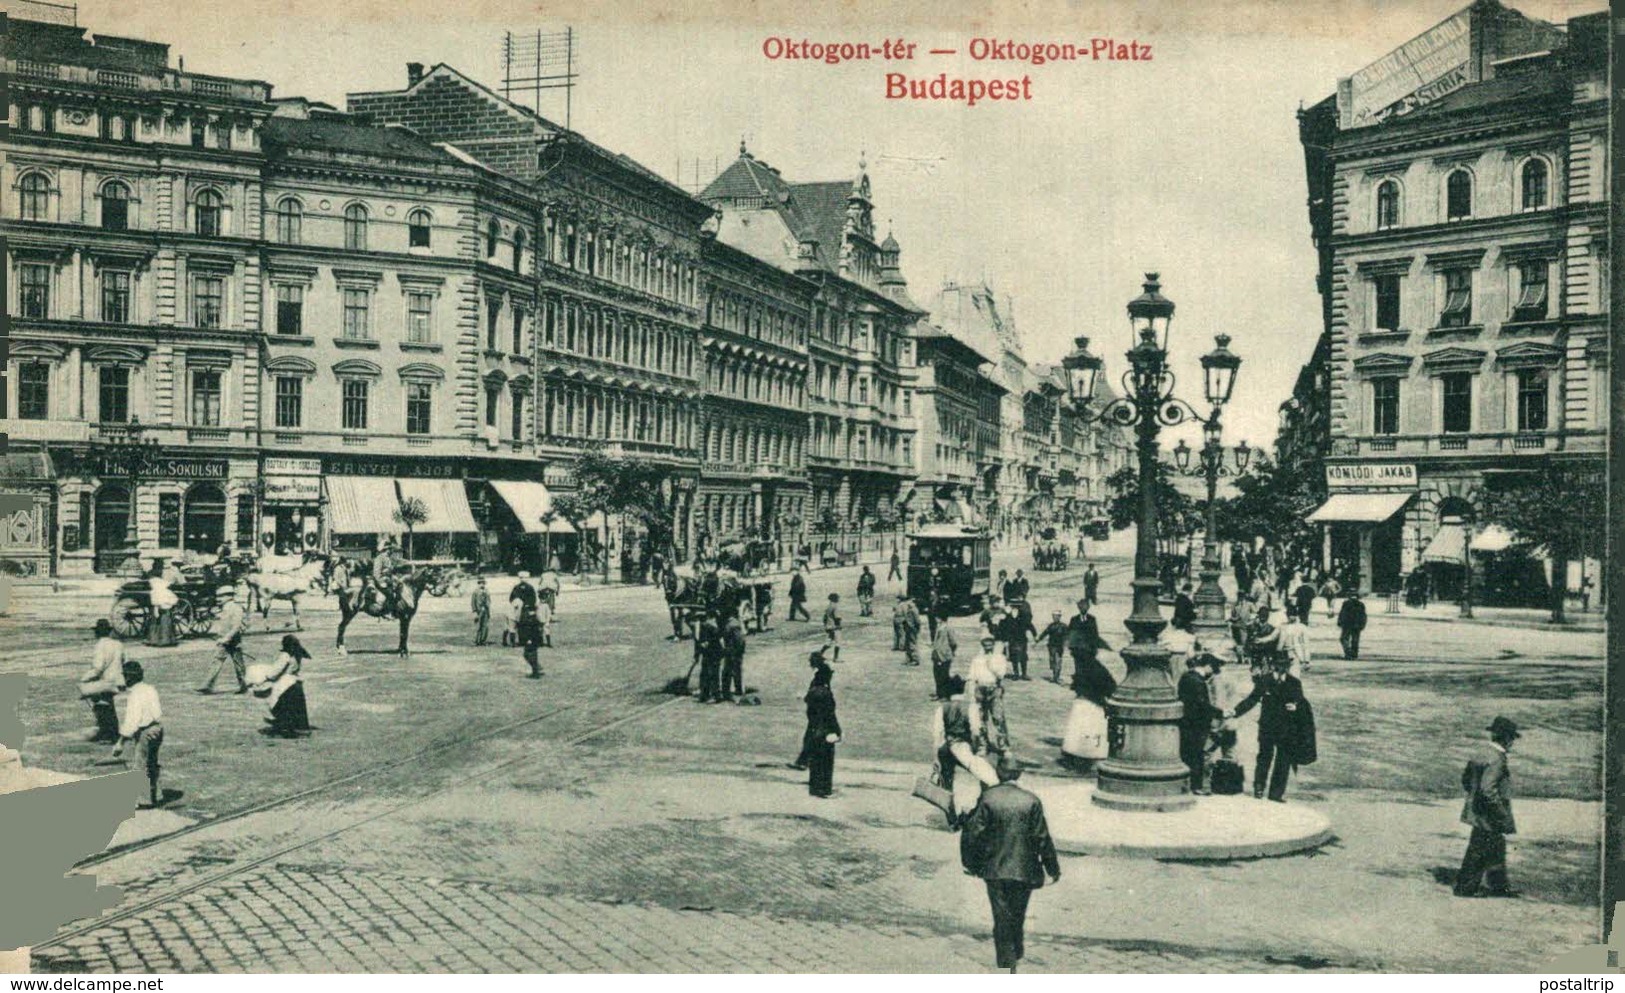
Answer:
[0,0,1613,976]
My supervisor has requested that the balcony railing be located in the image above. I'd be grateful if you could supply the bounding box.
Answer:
[1439,436,1468,451]
[14,60,60,79]
[1513,433,1546,449]
[97,70,140,89]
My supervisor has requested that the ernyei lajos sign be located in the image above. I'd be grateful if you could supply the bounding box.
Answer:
[1325,463,1417,490]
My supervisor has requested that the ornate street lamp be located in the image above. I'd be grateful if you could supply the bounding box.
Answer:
[1170,387,1251,645]
[1064,275,1245,812]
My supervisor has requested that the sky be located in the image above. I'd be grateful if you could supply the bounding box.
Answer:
[65,0,1603,454]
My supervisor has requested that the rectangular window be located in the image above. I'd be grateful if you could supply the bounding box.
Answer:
[341,379,369,430]
[902,390,912,416]
[193,275,224,329]
[487,300,501,350]
[511,392,524,441]
[17,362,49,420]
[98,366,130,423]
[406,383,432,435]
[274,376,302,429]
[406,292,434,344]
[19,264,50,319]
[101,271,131,323]
[1440,269,1472,328]
[1371,378,1399,435]
[485,385,500,429]
[215,125,231,151]
[513,308,526,354]
[1516,369,1548,432]
[341,288,369,339]
[190,122,206,149]
[190,369,222,426]
[1513,262,1548,322]
[1374,274,1400,331]
[1441,372,1472,434]
[102,192,129,231]
[275,284,303,335]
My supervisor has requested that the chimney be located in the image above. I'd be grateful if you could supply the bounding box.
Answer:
[407,62,426,86]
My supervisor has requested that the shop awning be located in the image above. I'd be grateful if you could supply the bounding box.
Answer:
[398,478,478,533]
[490,480,556,534]
[0,451,53,481]
[1422,525,1466,563]
[1305,492,1412,524]
[1470,525,1517,553]
[326,476,404,535]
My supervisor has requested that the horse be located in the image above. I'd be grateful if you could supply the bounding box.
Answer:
[662,566,749,639]
[334,570,435,657]
[241,558,328,629]
[715,539,773,576]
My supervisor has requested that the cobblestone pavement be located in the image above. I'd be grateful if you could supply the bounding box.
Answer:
[35,863,1320,974]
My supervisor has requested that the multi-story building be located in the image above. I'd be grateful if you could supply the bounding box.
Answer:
[905,322,1000,523]
[1020,368,1065,524]
[3,12,273,575]
[699,145,919,530]
[1297,0,1607,597]
[695,235,815,546]
[925,280,1021,526]
[1274,331,1333,485]
[348,64,714,563]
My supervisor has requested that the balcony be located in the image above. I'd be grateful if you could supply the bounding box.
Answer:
[186,427,231,444]
[1347,432,1560,457]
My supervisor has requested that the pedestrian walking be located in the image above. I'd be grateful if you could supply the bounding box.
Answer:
[822,593,843,663]
[1011,569,1030,603]
[695,609,723,702]
[262,634,312,737]
[1227,653,1311,802]
[197,586,248,694]
[804,661,841,798]
[1319,575,1341,619]
[1454,716,1521,898]
[959,753,1061,973]
[1041,611,1068,684]
[788,651,827,770]
[932,675,1001,819]
[79,619,126,743]
[1065,598,1110,696]
[788,571,811,621]
[517,601,544,679]
[721,608,746,702]
[535,591,554,648]
[968,634,1010,762]
[112,661,164,809]
[470,577,491,646]
[930,619,959,701]
[1293,577,1317,627]
[892,594,906,651]
[857,566,876,617]
[1337,590,1367,659]
[998,602,1038,681]
[1083,563,1100,605]
[505,572,535,646]
[1065,599,1116,762]
[144,563,179,647]
[1178,643,1222,794]
[887,544,903,582]
[1280,606,1312,673]
[898,593,922,667]
[1229,596,1256,667]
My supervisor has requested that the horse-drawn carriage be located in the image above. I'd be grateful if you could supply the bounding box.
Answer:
[1033,528,1070,571]
[108,571,231,640]
[663,566,774,638]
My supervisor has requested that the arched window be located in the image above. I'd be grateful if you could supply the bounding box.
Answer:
[274,197,302,243]
[513,228,525,272]
[407,208,431,248]
[18,172,50,221]
[195,189,223,237]
[1521,159,1549,210]
[487,219,500,258]
[101,181,131,231]
[1375,180,1400,230]
[183,483,228,555]
[1445,170,1472,221]
[343,203,368,251]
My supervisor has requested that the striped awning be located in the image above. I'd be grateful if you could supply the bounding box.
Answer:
[1421,525,1466,563]
[397,478,478,533]
[326,477,403,535]
[490,480,554,534]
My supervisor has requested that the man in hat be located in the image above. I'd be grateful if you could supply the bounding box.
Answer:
[1066,597,1110,696]
[788,650,829,770]
[968,634,1011,760]
[112,661,165,808]
[695,608,724,703]
[997,601,1038,681]
[1337,589,1367,660]
[508,571,537,648]
[1227,652,1307,802]
[1041,610,1069,684]
[929,615,959,701]
[721,606,747,702]
[788,570,811,622]
[897,593,922,667]
[470,576,492,646]
[1178,640,1223,794]
[80,619,126,743]
[1455,717,1521,897]
[198,585,248,694]
[1083,563,1100,606]
[959,752,1061,973]
[856,565,876,617]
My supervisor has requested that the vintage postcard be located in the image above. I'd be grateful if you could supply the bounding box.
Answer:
[0,0,1613,976]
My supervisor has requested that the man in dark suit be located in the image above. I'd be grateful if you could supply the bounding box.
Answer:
[960,754,1061,973]
[1066,598,1110,698]
[1228,653,1307,802]
[1083,564,1100,605]
[1178,644,1222,794]
[1454,716,1520,897]
[1337,590,1367,659]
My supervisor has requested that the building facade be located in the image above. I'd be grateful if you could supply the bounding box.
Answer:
[905,325,999,522]
[1298,0,1607,597]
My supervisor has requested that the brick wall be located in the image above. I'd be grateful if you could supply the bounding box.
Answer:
[348,73,545,181]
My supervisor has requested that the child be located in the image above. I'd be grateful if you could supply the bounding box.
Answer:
[1041,611,1069,684]
[822,593,842,663]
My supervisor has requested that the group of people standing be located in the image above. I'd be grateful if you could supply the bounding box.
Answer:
[470,571,559,679]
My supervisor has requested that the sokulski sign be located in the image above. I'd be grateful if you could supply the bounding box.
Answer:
[1337,8,1469,129]
[1325,463,1417,490]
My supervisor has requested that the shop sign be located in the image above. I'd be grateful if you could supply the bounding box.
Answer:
[264,457,322,476]
[1339,9,1470,129]
[321,456,460,479]
[543,465,576,488]
[1325,463,1417,490]
[264,476,322,503]
[98,456,229,479]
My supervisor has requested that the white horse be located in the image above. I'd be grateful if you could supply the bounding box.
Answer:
[242,560,327,630]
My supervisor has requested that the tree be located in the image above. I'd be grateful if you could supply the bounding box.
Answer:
[563,445,683,578]
[1212,456,1322,560]
[392,496,429,559]
[1480,463,1606,623]
[1104,461,1193,541]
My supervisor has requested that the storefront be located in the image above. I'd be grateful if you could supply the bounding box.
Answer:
[0,452,56,578]
[316,455,480,564]
[261,456,323,556]
[1305,462,1417,594]
[484,479,573,574]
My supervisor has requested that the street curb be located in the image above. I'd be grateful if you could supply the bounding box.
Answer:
[1371,608,1603,634]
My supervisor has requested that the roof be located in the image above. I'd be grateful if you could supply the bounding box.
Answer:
[1394,71,1565,123]
[788,180,856,270]
[914,324,993,365]
[701,152,864,273]
[261,116,455,164]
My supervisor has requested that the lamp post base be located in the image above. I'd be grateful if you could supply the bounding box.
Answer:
[1091,637,1194,812]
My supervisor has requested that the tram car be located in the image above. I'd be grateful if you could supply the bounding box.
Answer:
[905,523,992,615]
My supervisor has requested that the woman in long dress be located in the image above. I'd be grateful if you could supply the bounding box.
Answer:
[1064,649,1118,764]
[265,634,311,736]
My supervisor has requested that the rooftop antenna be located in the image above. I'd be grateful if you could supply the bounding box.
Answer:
[501,27,578,129]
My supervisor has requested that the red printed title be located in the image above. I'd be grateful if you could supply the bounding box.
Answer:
[761,36,1153,106]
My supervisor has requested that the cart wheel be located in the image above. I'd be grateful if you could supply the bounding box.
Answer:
[170,600,197,638]
[109,597,148,639]
[181,604,215,638]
